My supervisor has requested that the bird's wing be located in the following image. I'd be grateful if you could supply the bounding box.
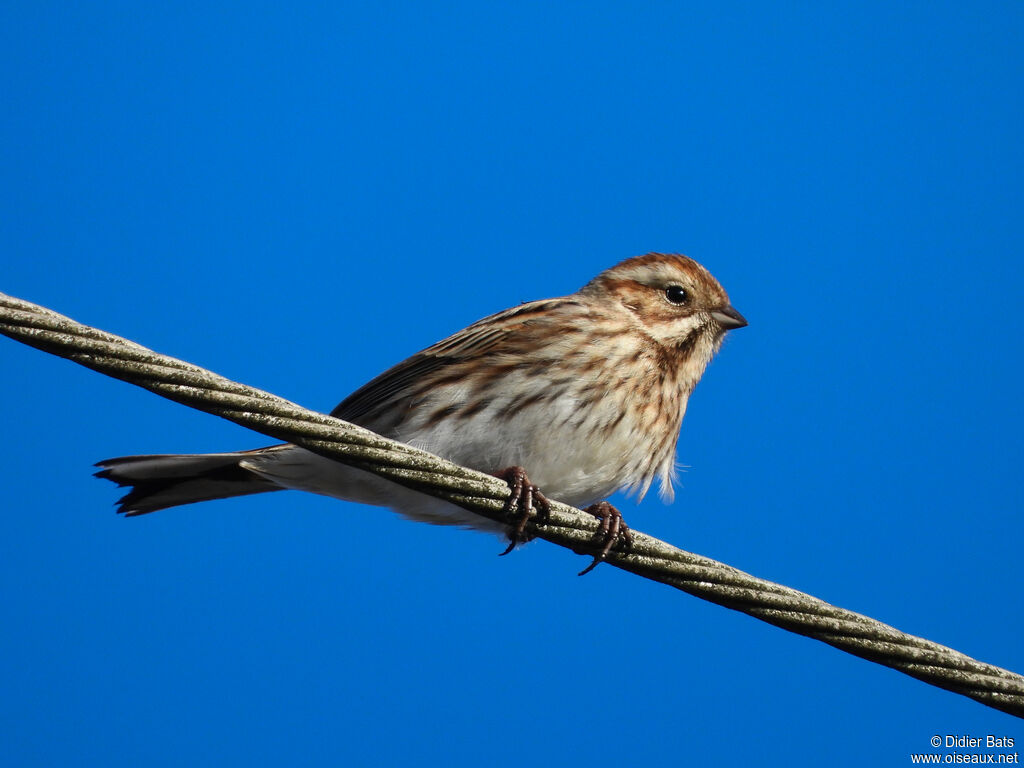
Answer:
[330,297,579,428]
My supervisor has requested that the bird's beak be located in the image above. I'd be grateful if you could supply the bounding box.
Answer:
[712,305,748,330]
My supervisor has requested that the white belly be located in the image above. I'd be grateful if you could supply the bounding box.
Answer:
[240,370,681,533]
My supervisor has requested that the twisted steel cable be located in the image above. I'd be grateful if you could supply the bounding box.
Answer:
[1,290,1021,719]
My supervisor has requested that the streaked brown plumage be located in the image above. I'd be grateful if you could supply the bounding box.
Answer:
[97,253,746,566]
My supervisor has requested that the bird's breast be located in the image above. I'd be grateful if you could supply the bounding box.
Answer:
[392,347,690,506]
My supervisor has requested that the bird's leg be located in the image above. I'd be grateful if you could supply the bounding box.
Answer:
[577,501,634,576]
[493,466,551,556]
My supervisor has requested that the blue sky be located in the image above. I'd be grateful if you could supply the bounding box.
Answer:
[2,2,1022,765]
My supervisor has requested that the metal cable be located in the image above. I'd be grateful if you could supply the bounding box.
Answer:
[1,291,1021,718]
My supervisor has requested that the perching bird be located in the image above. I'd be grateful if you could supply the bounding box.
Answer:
[96,253,746,571]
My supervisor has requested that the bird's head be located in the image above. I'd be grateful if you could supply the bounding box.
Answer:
[580,252,747,354]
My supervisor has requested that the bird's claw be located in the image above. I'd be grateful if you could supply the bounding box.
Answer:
[577,501,633,575]
[494,466,551,556]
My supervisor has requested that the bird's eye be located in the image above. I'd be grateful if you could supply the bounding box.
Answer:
[664,285,689,305]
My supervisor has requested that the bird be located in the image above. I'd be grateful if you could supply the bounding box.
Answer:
[96,252,747,572]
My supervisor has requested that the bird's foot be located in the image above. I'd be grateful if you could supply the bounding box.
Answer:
[494,466,551,556]
[577,501,633,576]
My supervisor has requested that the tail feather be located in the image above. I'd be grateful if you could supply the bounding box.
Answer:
[95,452,282,516]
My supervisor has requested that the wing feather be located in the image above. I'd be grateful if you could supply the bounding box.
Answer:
[331,298,579,428]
